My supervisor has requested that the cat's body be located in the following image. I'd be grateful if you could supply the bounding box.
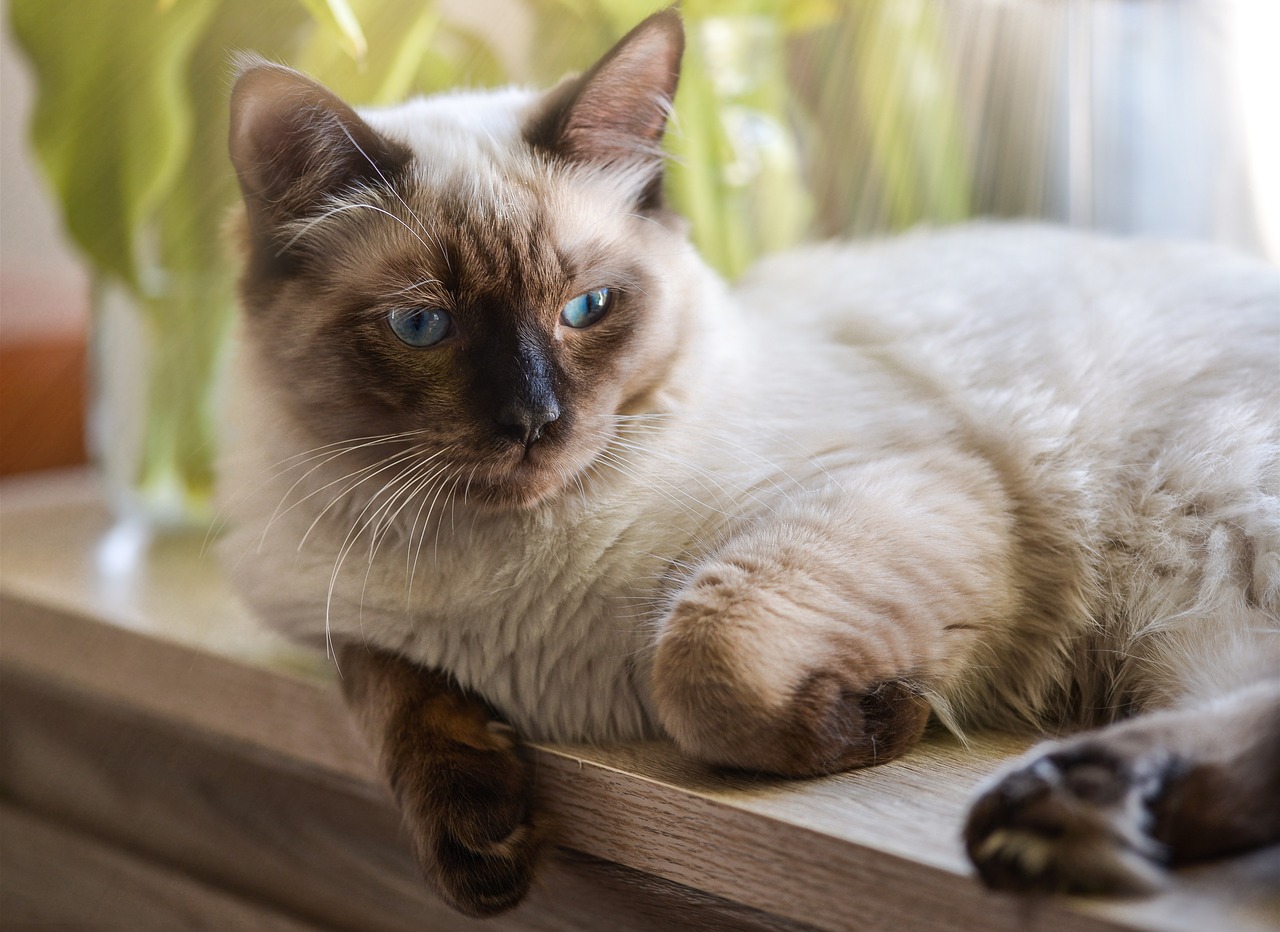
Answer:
[224,221,1280,741]
[221,10,1280,917]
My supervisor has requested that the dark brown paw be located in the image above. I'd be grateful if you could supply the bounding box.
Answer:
[337,647,544,917]
[396,722,543,917]
[427,820,540,918]
[965,741,1173,894]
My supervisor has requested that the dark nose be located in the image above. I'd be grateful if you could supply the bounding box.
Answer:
[495,398,560,448]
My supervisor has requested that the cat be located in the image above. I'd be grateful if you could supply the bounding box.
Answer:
[220,8,1280,918]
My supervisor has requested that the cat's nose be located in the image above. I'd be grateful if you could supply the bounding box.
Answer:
[495,399,560,448]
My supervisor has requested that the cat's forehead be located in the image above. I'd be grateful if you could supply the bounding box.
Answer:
[361,87,653,223]
[360,87,539,159]
[325,95,642,292]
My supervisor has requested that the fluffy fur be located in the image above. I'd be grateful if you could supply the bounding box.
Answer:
[220,10,1280,914]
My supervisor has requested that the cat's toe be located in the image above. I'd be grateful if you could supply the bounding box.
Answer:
[657,660,930,777]
[964,742,1172,894]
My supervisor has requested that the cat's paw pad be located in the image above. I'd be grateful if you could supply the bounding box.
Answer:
[399,725,543,916]
[964,743,1172,894]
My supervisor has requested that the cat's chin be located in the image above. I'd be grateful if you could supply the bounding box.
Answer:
[470,476,567,512]
[468,455,582,513]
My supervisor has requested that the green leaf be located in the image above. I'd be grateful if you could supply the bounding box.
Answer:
[295,0,368,61]
[9,0,217,290]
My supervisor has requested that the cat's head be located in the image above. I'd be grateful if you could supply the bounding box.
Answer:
[228,10,695,510]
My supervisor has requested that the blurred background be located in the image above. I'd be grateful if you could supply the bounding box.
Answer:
[1,0,1276,524]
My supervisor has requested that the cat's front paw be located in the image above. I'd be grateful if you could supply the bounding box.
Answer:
[965,741,1173,894]
[338,646,544,917]
[652,555,931,777]
[395,720,543,917]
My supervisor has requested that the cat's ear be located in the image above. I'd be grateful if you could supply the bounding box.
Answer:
[525,8,684,205]
[228,58,411,267]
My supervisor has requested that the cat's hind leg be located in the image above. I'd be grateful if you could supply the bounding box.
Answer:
[964,678,1280,893]
[338,644,542,916]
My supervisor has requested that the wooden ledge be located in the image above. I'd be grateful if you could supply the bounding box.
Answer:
[2,471,1277,930]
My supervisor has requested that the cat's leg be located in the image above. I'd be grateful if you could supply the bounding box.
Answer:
[965,678,1280,893]
[650,480,1019,777]
[337,644,542,916]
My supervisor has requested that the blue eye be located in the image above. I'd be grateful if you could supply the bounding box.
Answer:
[388,307,452,347]
[561,288,612,329]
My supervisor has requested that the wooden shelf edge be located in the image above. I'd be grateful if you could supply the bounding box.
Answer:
[2,585,1196,932]
[9,581,1279,932]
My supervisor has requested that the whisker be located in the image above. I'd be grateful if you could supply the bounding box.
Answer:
[278,201,435,257]
[298,444,435,553]
[334,119,434,244]
[263,434,435,544]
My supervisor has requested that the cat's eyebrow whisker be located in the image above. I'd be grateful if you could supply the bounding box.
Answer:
[278,201,436,258]
[625,210,676,232]
[334,119,433,241]
[606,273,648,297]
[385,278,445,300]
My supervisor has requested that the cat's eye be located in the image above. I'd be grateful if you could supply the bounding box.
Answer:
[388,306,452,347]
[561,288,612,329]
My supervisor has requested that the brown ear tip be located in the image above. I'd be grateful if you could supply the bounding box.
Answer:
[229,53,286,91]
[646,6,685,40]
[637,7,686,69]
[653,5,683,25]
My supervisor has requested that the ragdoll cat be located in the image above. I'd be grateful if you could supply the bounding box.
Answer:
[221,9,1280,918]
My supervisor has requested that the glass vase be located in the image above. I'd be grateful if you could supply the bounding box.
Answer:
[89,270,232,529]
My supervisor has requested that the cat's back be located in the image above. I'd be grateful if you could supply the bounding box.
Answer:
[734,223,1278,439]
[736,223,1277,362]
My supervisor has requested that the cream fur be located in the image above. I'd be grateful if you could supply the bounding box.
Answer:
[219,86,1280,752]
